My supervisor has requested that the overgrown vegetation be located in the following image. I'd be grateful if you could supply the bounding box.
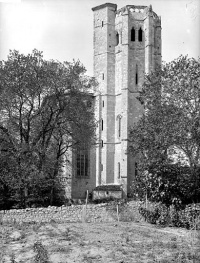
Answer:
[139,202,200,229]
[130,55,200,208]
[0,50,96,210]
[128,55,200,236]
[131,164,200,207]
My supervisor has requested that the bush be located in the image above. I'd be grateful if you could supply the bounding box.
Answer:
[132,164,200,207]
[138,206,160,224]
[170,204,200,229]
[138,203,170,225]
[138,202,200,229]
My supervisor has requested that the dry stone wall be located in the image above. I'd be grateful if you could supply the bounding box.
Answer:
[0,204,118,224]
[0,201,143,224]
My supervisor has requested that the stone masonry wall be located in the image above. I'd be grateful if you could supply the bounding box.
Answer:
[0,201,143,224]
[0,204,116,224]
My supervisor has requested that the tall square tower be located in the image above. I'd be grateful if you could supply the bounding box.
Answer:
[92,3,162,195]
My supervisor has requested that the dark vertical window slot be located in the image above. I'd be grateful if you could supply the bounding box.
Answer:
[136,64,138,85]
[116,32,119,46]
[102,119,103,131]
[118,162,120,179]
[131,28,135,41]
[138,27,143,42]
[102,73,104,80]
[135,162,138,176]
[102,100,104,107]
[101,140,103,147]
[118,117,121,138]
[77,153,80,176]
[102,21,104,27]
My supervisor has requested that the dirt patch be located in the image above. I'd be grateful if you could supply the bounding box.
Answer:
[0,221,200,262]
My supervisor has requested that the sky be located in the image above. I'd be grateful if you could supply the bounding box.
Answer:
[0,0,199,76]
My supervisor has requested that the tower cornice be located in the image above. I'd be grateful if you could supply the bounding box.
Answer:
[92,3,117,12]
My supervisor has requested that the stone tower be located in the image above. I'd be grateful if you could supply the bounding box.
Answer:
[92,3,161,196]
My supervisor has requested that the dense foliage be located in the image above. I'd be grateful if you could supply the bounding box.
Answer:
[132,164,200,206]
[0,50,96,209]
[129,55,200,205]
[139,202,200,229]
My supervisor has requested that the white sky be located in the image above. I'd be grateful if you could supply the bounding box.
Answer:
[0,0,199,76]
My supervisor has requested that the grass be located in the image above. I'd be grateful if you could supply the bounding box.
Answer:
[0,206,200,262]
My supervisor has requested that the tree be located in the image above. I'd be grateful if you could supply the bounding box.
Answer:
[0,50,97,208]
[129,55,200,203]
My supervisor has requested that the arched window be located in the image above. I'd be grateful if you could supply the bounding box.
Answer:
[138,27,143,42]
[116,32,119,46]
[131,27,135,41]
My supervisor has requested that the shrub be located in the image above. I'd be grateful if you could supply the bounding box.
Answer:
[132,164,200,207]
[138,202,200,229]
[170,204,200,229]
[33,241,50,263]
[155,204,170,226]
[138,206,160,224]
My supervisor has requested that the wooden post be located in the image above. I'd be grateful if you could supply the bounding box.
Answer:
[117,203,119,222]
[145,171,148,210]
[82,190,89,223]
[86,190,88,210]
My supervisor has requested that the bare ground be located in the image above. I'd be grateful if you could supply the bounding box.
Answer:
[1,220,200,263]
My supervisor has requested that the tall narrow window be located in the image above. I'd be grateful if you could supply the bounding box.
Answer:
[102,100,104,107]
[138,27,143,42]
[102,21,104,27]
[116,32,119,46]
[102,119,103,131]
[135,162,138,176]
[131,27,135,41]
[118,117,121,137]
[76,148,89,177]
[118,162,121,179]
[101,140,104,147]
[102,73,104,80]
[117,115,122,138]
[136,64,138,85]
